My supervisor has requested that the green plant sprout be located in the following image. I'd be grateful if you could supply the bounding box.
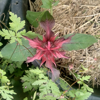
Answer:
[41,0,59,15]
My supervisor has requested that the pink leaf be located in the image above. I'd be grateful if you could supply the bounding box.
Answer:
[55,51,69,59]
[40,56,46,67]
[40,11,55,40]
[45,60,60,81]
[40,11,55,31]
[51,67,60,81]
[26,51,42,63]
[23,36,42,48]
[54,34,75,48]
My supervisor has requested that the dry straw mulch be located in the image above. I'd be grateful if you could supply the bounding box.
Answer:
[29,0,100,87]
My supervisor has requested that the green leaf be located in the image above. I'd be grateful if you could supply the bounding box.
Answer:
[40,11,54,22]
[81,76,91,81]
[0,69,6,76]
[22,82,33,92]
[52,0,59,6]
[0,12,26,45]
[0,69,10,84]
[22,31,43,40]
[26,11,44,27]
[0,74,2,79]
[0,26,24,44]
[77,76,91,84]
[41,0,52,9]
[9,12,25,32]
[30,67,44,75]
[0,29,15,41]
[21,69,39,92]
[41,95,56,100]
[39,80,61,99]
[1,76,9,83]
[1,38,36,61]
[16,38,22,45]
[32,80,47,85]
[86,87,93,93]
[16,61,23,68]
[8,64,15,74]
[8,62,22,73]
[77,81,83,85]
[0,52,3,57]
[23,97,28,100]
[76,92,91,100]
[60,98,67,100]
[0,86,16,100]
[82,84,93,92]
[0,42,3,46]
[30,68,61,99]
[63,34,97,51]
[14,69,24,77]
[49,80,61,97]
[67,89,76,97]
[41,0,59,9]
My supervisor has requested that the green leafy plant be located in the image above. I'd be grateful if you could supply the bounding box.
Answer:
[21,68,39,92]
[0,12,25,44]
[24,10,97,81]
[66,75,93,100]
[21,68,61,100]
[0,69,16,100]
[0,0,97,99]
[8,61,23,74]
[26,0,59,28]
[21,68,93,100]
[57,73,93,100]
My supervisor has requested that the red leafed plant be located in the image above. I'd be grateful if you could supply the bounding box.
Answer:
[23,11,75,80]
[23,11,97,81]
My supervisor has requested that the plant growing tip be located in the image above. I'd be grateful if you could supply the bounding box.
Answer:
[23,11,75,81]
[40,11,55,40]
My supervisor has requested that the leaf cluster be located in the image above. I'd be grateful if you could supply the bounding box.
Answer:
[67,88,92,100]
[0,69,9,84]
[8,61,23,74]
[0,69,16,100]
[66,75,93,100]
[32,68,61,100]
[0,86,16,100]
[21,68,39,92]
[0,12,25,44]
[21,67,94,100]
[21,68,61,100]
[26,0,59,28]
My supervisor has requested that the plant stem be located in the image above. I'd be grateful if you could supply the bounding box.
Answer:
[22,45,33,56]
[0,21,9,30]
[4,43,18,71]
